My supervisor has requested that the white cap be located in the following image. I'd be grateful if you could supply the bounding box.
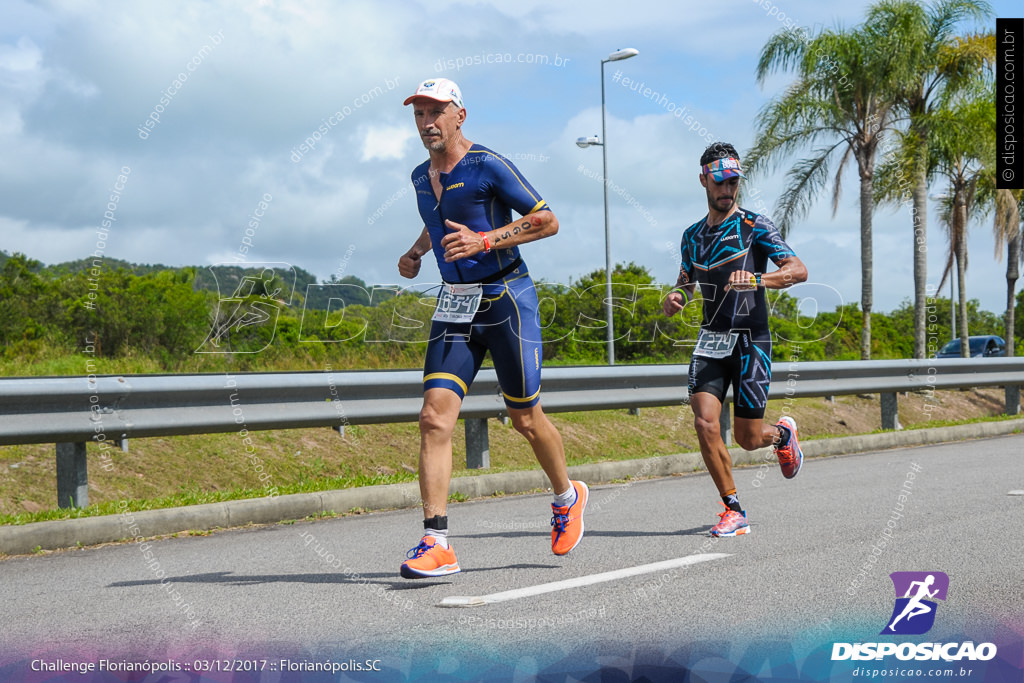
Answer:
[403,78,464,109]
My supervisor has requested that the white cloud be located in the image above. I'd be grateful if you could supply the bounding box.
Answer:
[360,124,416,162]
[0,36,42,72]
[0,0,1016,316]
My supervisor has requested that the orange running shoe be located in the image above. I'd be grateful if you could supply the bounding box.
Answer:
[710,502,750,537]
[400,536,460,579]
[550,480,589,555]
[774,416,804,479]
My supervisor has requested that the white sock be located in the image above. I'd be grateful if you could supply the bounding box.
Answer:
[425,528,449,549]
[553,484,576,508]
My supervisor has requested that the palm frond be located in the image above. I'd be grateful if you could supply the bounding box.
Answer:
[756,28,812,84]
[929,0,992,45]
[873,128,921,206]
[772,140,848,235]
[832,144,855,215]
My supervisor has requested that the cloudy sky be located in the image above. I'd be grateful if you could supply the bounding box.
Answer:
[1,0,1018,315]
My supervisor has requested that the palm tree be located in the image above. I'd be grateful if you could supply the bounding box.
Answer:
[968,53,1020,360]
[864,0,991,358]
[993,189,1023,356]
[929,97,991,356]
[877,39,995,359]
[748,22,901,359]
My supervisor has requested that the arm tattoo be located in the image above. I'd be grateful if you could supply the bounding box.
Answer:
[492,219,532,247]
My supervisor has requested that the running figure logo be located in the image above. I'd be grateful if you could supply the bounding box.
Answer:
[195,264,296,354]
[881,571,949,635]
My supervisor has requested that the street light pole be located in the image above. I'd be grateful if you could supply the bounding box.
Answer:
[576,48,638,366]
[599,57,614,365]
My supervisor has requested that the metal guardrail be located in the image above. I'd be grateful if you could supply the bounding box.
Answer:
[1,359,1022,508]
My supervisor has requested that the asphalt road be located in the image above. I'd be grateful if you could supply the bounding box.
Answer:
[1,435,1022,680]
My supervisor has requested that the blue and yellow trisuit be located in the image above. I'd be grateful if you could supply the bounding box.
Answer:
[412,143,548,408]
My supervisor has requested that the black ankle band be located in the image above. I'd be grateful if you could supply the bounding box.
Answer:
[423,515,448,531]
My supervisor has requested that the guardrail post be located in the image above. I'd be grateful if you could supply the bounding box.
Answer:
[1007,386,1021,415]
[56,442,89,508]
[719,400,732,446]
[881,392,901,430]
[465,418,490,469]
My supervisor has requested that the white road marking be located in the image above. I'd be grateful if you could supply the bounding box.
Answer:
[438,553,730,607]
[1009,490,1024,496]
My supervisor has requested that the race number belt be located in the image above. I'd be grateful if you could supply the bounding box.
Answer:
[694,330,739,358]
[465,256,523,284]
[432,284,483,323]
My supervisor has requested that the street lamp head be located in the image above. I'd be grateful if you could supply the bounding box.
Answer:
[605,48,639,62]
[576,135,602,148]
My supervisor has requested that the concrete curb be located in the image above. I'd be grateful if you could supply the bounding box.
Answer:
[2,419,1022,556]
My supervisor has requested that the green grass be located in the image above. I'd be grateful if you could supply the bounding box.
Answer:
[0,344,432,378]
[0,353,154,377]
[0,471,418,526]
[868,412,1022,434]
